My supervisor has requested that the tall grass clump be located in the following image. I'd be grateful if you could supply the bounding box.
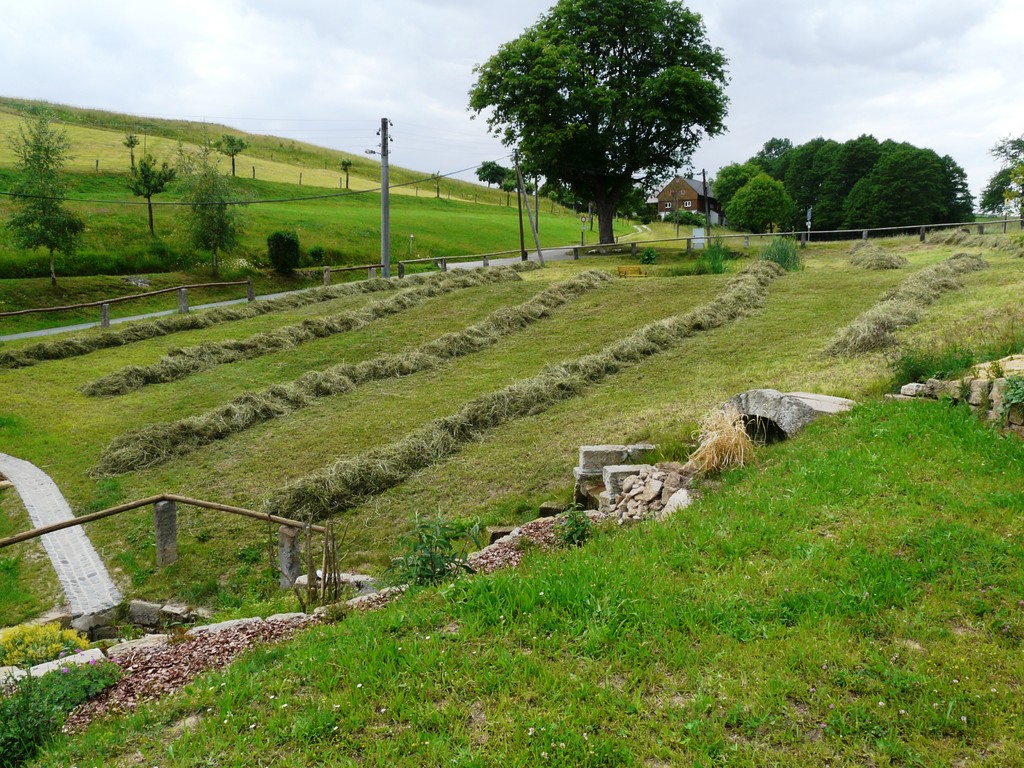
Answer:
[927,228,1024,256]
[889,319,1024,386]
[92,270,613,474]
[826,253,988,356]
[760,237,801,271]
[263,262,783,520]
[685,404,754,475]
[82,267,524,396]
[848,242,908,270]
[0,265,539,371]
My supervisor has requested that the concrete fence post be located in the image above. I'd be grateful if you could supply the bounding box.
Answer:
[631,242,637,258]
[367,267,376,279]
[398,262,406,278]
[919,226,926,242]
[977,224,985,235]
[483,255,490,267]
[100,303,110,328]
[743,236,750,249]
[177,288,189,314]
[278,526,302,588]
[440,258,447,272]
[154,500,178,567]
[323,267,331,286]
[246,278,255,302]
[686,238,692,252]
[572,247,580,260]
[862,230,868,239]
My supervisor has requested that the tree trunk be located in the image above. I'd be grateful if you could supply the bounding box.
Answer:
[231,156,236,177]
[49,248,57,286]
[345,171,349,189]
[146,196,155,236]
[595,198,617,245]
[212,250,219,278]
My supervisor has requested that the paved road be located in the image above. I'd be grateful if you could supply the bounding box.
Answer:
[0,453,122,616]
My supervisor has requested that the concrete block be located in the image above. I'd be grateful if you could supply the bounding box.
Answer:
[161,603,192,624]
[538,501,566,517]
[900,382,928,397]
[578,445,629,473]
[30,647,106,677]
[106,634,169,659]
[128,599,163,628]
[602,464,651,500]
[71,607,120,639]
[486,526,516,544]
[266,613,308,623]
[186,617,264,636]
[625,443,657,462]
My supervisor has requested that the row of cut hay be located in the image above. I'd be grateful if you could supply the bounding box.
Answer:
[825,253,988,356]
[91,270,614,475]
[926,229,1024,256]
[848,242,908,270]
[82,267,526,397]
[0,263,540,371]
[262,261,785,521]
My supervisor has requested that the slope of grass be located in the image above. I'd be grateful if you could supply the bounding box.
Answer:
[33,398,1024,766]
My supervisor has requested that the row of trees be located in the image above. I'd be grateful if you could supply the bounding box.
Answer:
[716,135,975,234]
[5,115,242,284]
[980,135,1024,217]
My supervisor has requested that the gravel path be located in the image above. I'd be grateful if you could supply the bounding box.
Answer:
[0,452,122,615]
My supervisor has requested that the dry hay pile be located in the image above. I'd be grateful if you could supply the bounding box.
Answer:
[0,265,539,371]
[825,253,988,356]
[92,270,613,475]
[927,229,1024,257]
[264,262,784,521]
[82,267,525,396]
[848,242,909,270]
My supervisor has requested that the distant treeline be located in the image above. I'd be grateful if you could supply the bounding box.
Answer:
[717,135,974,233]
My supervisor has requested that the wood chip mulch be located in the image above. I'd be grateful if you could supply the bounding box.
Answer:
[63,616,315,734]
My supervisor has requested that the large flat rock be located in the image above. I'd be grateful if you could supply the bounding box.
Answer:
[727,389,855,442]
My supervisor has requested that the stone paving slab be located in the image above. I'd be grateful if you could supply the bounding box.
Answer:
[0,452,122,616]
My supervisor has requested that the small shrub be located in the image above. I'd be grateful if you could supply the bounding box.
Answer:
[558,505,593,547]
[267,230,301,274]
[306,244,327,267]
[760,237,801,271]
[0,623,89,668]
[0,660,121,768]
[889,343,977,386]
[639,247,657,265]
[386,514,481,586]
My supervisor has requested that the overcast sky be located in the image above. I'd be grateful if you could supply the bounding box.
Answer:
[1,0,1021,199]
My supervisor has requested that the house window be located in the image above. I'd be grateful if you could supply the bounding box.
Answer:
[664,201,673,209]
[684,201,692,208]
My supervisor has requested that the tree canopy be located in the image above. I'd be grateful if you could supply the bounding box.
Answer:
[475,160,508,188]
[6,114,84,286]
[724,172,795,234]
[127,154,176,236]
[470,0,728,244]
[982,135,1024,217]
[718,134,974,233]
[216,134,249,177]
[177,144,243,276]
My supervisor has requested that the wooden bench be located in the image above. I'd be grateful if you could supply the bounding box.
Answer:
[617,265,647,278]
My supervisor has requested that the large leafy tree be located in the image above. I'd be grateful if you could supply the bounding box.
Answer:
[177,144,243,277]
[470,0,728,244]
[215,134,249,177]
[725,172,796,234]
[983,135,1024,218]
[842,142,949,229]
[6,114,85,286]
[713,161,759,213]
[127,154,176,237]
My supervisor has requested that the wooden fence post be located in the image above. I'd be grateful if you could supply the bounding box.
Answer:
[323,268,331,286]
[154,500,178,567]
[919,227,926,242]
[977,224,985,235]
[246,278,255,302]
[177,288,189,314]
[278,526,302,588]
[440,258,447,272]
[631,242,638,258]
[100,303,110,328]
[398,262,405,278]
[572,247,580,260]
[686,238,692,252]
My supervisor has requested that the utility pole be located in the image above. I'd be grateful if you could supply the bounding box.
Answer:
[515,158,544,265]
[515,154,527,260]
[380,118,391,277]
[702,169,711,236]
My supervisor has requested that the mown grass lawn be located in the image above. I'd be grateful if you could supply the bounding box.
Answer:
[33,398,1024,767]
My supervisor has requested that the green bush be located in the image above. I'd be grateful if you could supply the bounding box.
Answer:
[0,623,88,668]
[306,244,327,267]
[760,237,801,271]
[639,247,657,265]
[386,514,481,586]
[999,376,1024,425]
[0,660,121,768]
[267,230,300,274]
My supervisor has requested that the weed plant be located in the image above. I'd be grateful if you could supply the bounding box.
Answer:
[92,270,611,474]
[0,624,88,668]
[263,262,783,520]
[760,237,801,271]
[385,514,481,586]
[557,505,593,547]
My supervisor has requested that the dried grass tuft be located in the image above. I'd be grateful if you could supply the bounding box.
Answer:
[849,244,908,270]
[926,229,1024,256]
[685,404,754,474]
